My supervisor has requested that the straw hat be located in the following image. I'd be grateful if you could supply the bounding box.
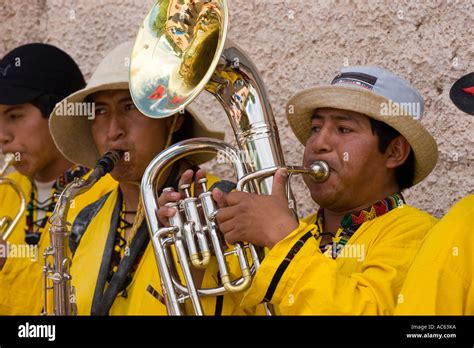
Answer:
[49,41,224,168]
[286,66,438,186]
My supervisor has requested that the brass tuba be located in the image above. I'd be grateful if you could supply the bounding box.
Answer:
[130,0,329,315]
[42,150,123,315]
[0,153,26,241]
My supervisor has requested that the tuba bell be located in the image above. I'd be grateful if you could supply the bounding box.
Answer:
[0,153,26,241]
[130,0,329,315]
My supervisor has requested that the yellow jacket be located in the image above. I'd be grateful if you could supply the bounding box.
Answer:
[240,204,437,315]
[70,174,247,315]
[0,170,117,315]
[395,195,474,315]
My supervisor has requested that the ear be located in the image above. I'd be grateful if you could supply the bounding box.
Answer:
[385,136,411,169]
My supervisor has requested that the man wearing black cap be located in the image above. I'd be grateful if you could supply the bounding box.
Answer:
[0,43,116,315]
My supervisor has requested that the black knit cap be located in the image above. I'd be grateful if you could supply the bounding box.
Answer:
[0,43,85,117]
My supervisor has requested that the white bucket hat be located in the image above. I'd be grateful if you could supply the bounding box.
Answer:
[49,41,224,168]
[286,66,438,186]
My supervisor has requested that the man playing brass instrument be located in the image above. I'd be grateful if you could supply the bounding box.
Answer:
[163,66,440,315]
[0,43,115,315]
[49,41,247,315]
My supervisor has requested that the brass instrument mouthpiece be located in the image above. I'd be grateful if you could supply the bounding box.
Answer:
[308,161,330,183]
[96,150,125,174]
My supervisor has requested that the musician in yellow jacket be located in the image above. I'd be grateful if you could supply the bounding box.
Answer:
[0,43,117,315]
[395,195,473,315]
[396,73,474,315]
[209,66,440,315]
[48,41,243,315]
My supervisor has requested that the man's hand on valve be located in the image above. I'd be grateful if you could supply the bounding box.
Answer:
[156,168,299,250]
[212,168,299,249]
[157,168,207,226]
[156,168,208,286]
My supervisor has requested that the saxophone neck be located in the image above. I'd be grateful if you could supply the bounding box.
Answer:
[49,149,124,226]
[49,176,92,227]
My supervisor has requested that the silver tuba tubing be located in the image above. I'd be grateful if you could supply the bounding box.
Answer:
[132,0,330,316]
[141,138,329,315]
[142,138,251,315]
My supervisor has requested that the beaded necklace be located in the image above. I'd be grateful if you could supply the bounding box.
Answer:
[316,193,405,258]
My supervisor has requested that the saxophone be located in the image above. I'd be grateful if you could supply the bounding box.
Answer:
[42,150,123,315]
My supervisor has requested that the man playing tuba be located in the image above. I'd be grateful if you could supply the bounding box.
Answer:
[172,66,441,315]
[49,41,251,315]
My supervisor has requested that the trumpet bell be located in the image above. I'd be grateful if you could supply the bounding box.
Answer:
[130,0,228,119]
